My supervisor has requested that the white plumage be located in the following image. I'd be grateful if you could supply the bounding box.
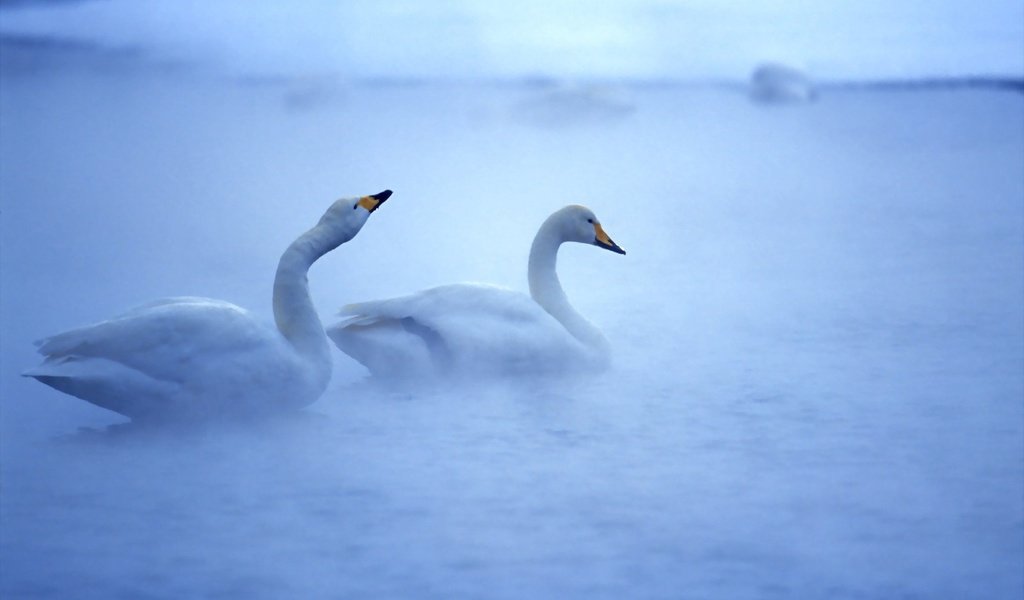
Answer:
[24,191,392,420]
[329,204,625,379]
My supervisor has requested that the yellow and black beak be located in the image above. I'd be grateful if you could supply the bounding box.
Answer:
[358,189,393,213]
[593,222,626,255]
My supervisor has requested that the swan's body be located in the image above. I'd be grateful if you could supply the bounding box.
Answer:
[328,204,624,378]
[24,191,391,420]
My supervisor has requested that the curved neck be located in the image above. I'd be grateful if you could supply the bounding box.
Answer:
[528,215,609,357]
[273,223,343,373]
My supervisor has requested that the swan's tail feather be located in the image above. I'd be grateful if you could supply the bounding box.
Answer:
[23,354,75,377]
[339,302,363,315]
[333,313,381,329]
[336,299,406,328]
[32,325,103,358]
[24,356,178,417]
[328,318,435,377]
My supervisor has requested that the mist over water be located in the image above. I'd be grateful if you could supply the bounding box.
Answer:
[1,0,1022,80]
[2,3,1023,599]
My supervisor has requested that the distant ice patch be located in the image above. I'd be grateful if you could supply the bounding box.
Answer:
[749,62,816,104]
[513,81,635,128]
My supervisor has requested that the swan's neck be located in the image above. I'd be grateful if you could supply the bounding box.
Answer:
[528,216,610,358]
[273,222,345,378]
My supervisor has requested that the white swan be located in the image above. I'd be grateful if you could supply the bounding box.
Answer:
[328,204,625,378]
[23,190,392,420]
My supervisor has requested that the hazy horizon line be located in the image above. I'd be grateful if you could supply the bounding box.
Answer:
[1,32,1022,94]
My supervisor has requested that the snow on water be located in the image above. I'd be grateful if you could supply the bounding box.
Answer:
[2,61,1023,598]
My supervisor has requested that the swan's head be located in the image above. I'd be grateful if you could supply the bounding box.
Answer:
[319,189,392,239]
[558,205,625,255]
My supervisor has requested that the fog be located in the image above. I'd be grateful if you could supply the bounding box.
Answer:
[2,2,1023,599]
[2,0,1023,80]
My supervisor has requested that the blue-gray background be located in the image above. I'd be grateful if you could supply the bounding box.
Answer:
[1,2,1022,599]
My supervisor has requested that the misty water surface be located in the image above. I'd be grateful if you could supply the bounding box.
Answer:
[1,31,1023,600]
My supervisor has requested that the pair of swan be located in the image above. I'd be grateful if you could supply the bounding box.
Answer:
[25,195,625,420]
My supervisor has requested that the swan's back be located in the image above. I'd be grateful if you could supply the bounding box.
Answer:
[35,298,252,356]
[34,298,272,376]
[330,283,588,378]
[26,297,318,419]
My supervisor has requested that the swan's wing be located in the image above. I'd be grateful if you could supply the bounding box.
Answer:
[32,298,273,382]
[332,284,581,374]
[32,296,238,349]
[338,283,555,332]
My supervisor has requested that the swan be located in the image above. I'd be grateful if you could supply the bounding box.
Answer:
[328,204,625,378]
[23,190,392,420]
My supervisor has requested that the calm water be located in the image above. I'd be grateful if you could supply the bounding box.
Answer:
[1,62,1022,598]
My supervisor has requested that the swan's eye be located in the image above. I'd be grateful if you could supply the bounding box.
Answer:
[353,203,359,210]
[587,218,593,224]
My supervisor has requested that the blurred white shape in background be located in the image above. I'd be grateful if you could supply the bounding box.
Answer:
[749,62,817,104]
[513,81,636,128]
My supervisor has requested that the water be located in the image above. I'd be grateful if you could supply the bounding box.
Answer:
[1,58,1022,597]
